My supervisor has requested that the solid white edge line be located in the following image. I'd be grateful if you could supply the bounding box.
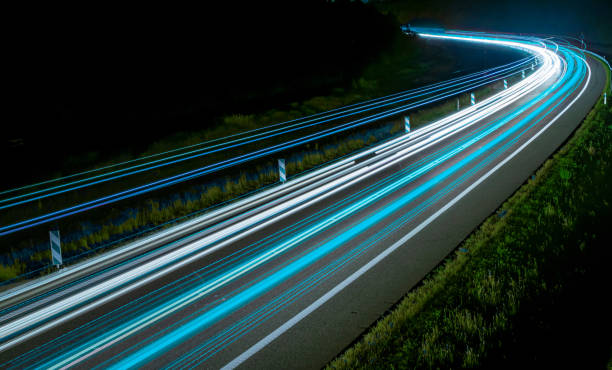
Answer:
[221,52,592,370]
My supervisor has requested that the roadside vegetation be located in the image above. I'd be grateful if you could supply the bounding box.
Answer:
[327,62,611,369]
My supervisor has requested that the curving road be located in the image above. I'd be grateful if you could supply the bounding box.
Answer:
[0,31,607,369]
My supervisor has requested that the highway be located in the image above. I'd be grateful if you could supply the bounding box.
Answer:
[0,31,607,369]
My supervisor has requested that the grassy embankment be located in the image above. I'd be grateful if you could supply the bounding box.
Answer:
[0,36,525,283]
[327,60,611,369]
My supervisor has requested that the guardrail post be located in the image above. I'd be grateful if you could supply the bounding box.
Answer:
[470,93,476,106]
[278,159,286,183]
[503,79,508,89]
[404,116,410,133]
[49,230,62,268]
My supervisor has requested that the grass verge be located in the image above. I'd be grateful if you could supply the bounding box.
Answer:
[326,60,611,369]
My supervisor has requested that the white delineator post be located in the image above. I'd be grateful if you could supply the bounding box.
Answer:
[278,159,286,183]
[604,92,607,105]
[49,230,62,267]
[470,93,476,106]
[522,70,525,79]
[504,79,508,89]
[404,116,410,133]
[457,98,460,111]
